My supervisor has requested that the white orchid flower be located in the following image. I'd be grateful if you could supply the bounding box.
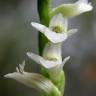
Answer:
[31,14,77,43]
[4,61,60,95]
[50,0,93,18]
[27,42,70,77]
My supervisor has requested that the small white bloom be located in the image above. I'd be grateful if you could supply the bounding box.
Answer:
[27,52,61,69]
[50,0,93,18]
[31,14,77,43]
[4,61,58,94]
[27,42,70,76]
[27,51,70,77]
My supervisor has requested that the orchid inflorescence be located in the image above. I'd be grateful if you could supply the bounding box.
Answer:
[5,0,93,96]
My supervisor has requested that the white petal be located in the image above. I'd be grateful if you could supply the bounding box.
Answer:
[31,22,67,43]
[4,72,54,93]
[75,0,93,13]
[49,13,68,31]
[62,56,70,66]
[27,52,42,64]
[67,29,78,37]
[43,42,62,62]
[31,22,47,34]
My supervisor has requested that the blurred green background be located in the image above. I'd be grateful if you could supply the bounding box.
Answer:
[0,0,96,96]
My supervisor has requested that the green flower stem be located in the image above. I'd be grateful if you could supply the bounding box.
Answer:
[37,0,51,81]
[37,0,51,55]
[37,1,65,96]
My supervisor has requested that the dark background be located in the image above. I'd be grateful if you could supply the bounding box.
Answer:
[0,0,96,96]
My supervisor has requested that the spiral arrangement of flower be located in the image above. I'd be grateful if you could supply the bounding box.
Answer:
[4,0,93,96]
